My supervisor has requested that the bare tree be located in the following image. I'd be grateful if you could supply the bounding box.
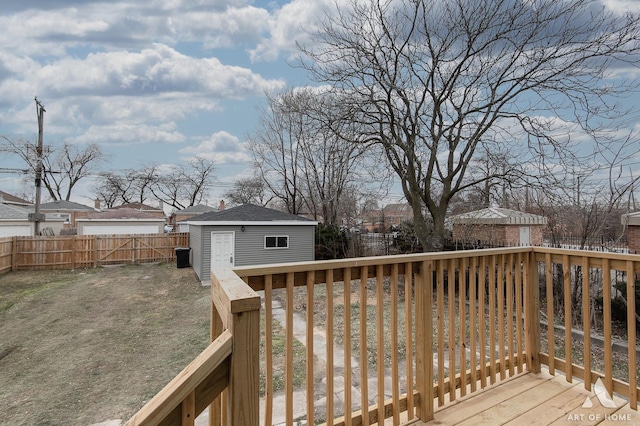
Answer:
[248,88,380,223]
[224,175,272,207]
[95,171,130,208]
[300,0,640,250]
[95,166,159,208]
[1,137,105,201]
[248,90,306,215]
[149,157,215,210]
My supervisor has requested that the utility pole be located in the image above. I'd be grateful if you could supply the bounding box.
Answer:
[31,97,46,236]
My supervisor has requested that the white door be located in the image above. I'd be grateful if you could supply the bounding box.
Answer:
[211,231,235,273]
[519,226,531,246]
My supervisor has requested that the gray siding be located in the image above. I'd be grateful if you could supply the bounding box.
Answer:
[193,224,315,282]
[189,224,204,281]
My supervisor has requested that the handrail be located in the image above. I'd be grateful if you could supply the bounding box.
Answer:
[125,330,232,426]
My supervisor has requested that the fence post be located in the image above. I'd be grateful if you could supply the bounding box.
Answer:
[93,235,98,268]
[71,235,76,270]
[524,250,541,373]
[11,236,18,271]
[415,260,434,421]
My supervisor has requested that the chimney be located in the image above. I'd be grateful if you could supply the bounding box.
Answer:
[219,199,225,211]
[94,198,101,210]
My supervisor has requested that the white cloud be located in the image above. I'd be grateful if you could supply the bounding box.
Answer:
[29,44,282,98]
[249,0,336,61]
[179,131,251,164]
[602,0,640,14]
[68,122,186,146]
[0,44,285,138]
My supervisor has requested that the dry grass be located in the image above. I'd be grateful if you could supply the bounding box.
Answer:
[0,263,210,426]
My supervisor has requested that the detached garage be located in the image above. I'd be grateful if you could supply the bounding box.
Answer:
[76,208,165,236]
[0,203,65,237]
[184,204,317,283]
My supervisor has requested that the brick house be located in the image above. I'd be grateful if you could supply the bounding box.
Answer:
[622,211,640,254]
[449,207,547,246]
[111,202,165,219]
[363,203,414,232]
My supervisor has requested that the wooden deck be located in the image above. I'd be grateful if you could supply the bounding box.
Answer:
[405,369,638,426]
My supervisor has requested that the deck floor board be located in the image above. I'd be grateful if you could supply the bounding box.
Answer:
[405,370,637,426]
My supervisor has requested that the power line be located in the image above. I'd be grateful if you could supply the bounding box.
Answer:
[0,167,30,174]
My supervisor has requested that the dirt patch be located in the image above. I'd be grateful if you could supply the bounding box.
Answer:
[0,263,210,426]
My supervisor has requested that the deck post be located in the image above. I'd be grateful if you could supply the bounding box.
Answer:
[415,260,434,421]
[524,251,541,374]
[210,269,261,426]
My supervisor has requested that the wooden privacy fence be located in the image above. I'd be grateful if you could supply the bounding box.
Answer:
[0,233,189,273]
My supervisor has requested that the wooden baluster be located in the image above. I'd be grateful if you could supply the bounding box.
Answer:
[582,257,591,391]
[405,262,415,420]
[626,260,637,409]
[469,257,478,393]
[306,271,315,425]
[603,258,613,397]
[563,255,572,382]
[344,267,353,426]
[264,275,274,426]
[391,263,400,424]
[327,269,335,424]
[437,259,445,405]
[488,255,496,385]
[286,272,294,424]
[448,258,456,402]
[360,266,369,426]
[478,256,487,388]
[545,253,554,375]
[515,252,523,374]
[506,253,515,378]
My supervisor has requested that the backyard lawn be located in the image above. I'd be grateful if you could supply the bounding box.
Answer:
[0,262,210,426]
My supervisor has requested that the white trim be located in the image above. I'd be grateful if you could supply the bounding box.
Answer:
[187,220,317,226]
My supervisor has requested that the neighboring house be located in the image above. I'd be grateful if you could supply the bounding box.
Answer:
[622,211,640,254]
[184,204,318,283]
[448,207,547,246]
[40,200,97,228]
[0,203,65,237]
[0,190,32,208]
[76,208,165,236]
[112,202,165,219]
[362,203,414,232]
[383,203,414,227]
[170,204,217,232]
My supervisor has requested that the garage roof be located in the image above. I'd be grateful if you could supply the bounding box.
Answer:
[185,204,317,226]
[79,208,163,220]
[448,207,547,225]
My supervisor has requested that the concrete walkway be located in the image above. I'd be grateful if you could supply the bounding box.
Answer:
[95,291,484,426]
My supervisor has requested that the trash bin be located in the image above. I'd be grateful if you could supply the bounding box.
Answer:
[175,247,191,268]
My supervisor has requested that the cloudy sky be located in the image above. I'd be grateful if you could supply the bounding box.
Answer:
[0,0,337,206]
[1,0,639,209]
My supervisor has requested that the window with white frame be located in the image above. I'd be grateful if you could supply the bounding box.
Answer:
[265,235,289,249]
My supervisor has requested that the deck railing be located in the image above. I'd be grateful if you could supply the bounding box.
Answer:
[126,247,639,425]
[125,269,261,426]
[534,248,639,409]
